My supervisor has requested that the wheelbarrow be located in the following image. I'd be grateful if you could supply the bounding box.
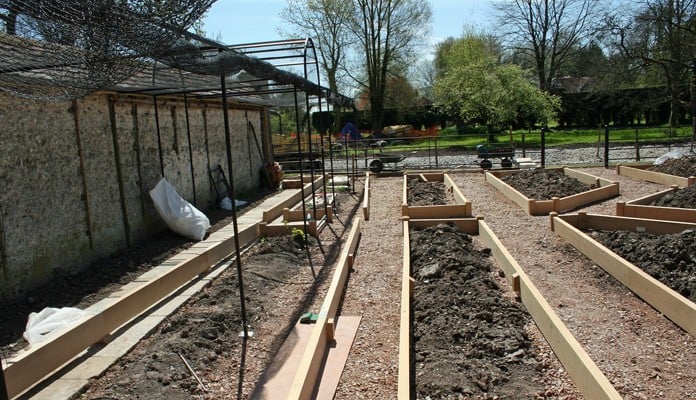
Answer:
[476,144,515,169]
[368,152,413,173]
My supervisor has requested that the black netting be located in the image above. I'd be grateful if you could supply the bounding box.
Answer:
[0,0,214,100]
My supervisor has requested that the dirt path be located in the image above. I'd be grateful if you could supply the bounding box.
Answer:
[451,168,696,400]
[333,176,403,398]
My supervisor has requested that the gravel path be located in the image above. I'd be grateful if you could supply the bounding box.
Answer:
[449,168,696,400]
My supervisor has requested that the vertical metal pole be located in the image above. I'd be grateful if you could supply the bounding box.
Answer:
[220,74,249,338]
[293,89,309,227]
[635,128,640,162]
[0,352,8,400]
[153,96,165,177]
[604,125,610,169]
[183,93,197,206]
[540,127,546,168]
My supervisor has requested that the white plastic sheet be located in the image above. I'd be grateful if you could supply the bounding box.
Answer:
[23,307,87,346]
[149,178,210,241]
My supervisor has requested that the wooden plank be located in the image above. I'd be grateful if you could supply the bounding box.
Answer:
[617,164,694,188]
[288,219,362,399]
[398,220,412,400]
[488,169,618,216]
[556,184,619,214]
[263,179,320,222]
[518,273,621,399]
[315,316,361,400]
[485,171,534,214]
[363,172,370,221]
[405,204,471,219]
[552,215,696,335]
[4,219,261,398]
[408,218,480,233]
[478,219,621,400]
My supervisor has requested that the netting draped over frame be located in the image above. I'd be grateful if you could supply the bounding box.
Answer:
[0,0,215,100]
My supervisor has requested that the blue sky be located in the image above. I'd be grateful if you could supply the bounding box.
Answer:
[203,0,498,56]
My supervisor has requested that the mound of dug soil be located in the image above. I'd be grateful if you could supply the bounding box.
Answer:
[500,169,596,199]
[651,184,696,209]
[85,235,312,399]
[407,178,446,206]
[410,224,544,398]
[590,229,696,302]
[649,155,696,177]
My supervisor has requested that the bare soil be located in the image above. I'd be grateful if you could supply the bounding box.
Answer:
[410,223,543,399]
[649,154,696,177]
[500,169,596,199]
[590,229,696,302]
[3,157,696,400]
[651,184,696,208]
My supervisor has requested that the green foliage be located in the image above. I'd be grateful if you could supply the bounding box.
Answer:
[434,34,560,138]
[290,227,306,245]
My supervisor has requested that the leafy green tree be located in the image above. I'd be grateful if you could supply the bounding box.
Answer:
[435,35,560,140]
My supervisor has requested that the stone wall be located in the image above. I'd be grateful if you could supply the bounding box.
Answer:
[0,92,268,299]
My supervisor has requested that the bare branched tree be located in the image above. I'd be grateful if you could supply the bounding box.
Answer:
[350,0,432,134]
[603,0,696,128]
[495,0,600,91]
[279,0,355,127]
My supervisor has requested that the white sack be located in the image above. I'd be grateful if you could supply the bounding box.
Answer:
[654,149,684,165]
[149,177,210,241]
[23,307,87,346]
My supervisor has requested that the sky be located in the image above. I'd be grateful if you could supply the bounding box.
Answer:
[203,0,499,58]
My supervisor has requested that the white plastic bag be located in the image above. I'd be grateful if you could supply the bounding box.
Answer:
[149,178,210,241]
[23,307,87,346]
[219,197,247,211]
[654,149,684,165]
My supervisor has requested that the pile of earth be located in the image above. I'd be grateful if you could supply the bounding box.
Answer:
[407,177,446,206]
[649,154,696,177]
[0,188,280,354]
[410,224,544,398]
[82,234,314,399]
[651,184,696,209]
[500,169,596,199]
[590,229,696,302]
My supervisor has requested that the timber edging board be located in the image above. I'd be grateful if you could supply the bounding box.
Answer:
[363,172,370,220]
[485,167,619,216]
[617,186,696,223]
[287,218,362,400]
[616,164,696,188]
[262,178,322,222]
[3,222,260,399]
[401,173,473,218]
[402,217,621,400]
[550,212,696,336]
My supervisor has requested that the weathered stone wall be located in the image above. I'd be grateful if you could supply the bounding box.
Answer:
[0,92,266,299]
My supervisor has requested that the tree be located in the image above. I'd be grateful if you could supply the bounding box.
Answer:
[602,0,696,127]
[495,0,601,91]
[350,0,432,134]
[435,34,560,140]
[279,0,355,131]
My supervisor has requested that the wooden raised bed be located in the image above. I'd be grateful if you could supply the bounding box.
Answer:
[485,167,620,216]
[617,186,696,223]
[399,216,621,400]
[401,173,473,218]
[550,212,696,336]
[616,164,696,188]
